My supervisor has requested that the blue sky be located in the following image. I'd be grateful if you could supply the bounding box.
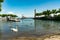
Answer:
[1,0,60,17]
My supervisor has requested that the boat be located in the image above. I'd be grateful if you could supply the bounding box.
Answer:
[8,18,20,22]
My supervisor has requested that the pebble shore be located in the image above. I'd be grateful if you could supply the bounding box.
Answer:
[7,34,60,40]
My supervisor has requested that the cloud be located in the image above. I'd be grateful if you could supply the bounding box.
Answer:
[8,12,14,14]
[15,14,21,18]
[8,12,21,17]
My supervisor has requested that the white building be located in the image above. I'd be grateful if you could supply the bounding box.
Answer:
[50,13,60,17]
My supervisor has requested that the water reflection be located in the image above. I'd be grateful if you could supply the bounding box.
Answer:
[0,21,3,39]
[34,20,60,35]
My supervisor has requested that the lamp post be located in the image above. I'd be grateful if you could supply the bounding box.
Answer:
[34,9,36,18]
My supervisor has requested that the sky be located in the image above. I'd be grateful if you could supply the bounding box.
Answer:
[0,0,60,17]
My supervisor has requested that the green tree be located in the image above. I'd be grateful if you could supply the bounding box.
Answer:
[0,0,4,11]
[0,14,17,17]
[0,3,1,11]
[46,10,51,16]
[42,11,47,16]
[1,14,8,17]
[51,9,57,14]
[7,14,17,17]
[0,0,4,2]
[57,8,60,13]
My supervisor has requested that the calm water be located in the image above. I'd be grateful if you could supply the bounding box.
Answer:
[0,19,60,40]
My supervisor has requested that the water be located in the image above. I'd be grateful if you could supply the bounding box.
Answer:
[0,19,60,40]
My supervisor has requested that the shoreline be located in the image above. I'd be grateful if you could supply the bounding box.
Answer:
[8,33,60,40]
[33,17,60,21]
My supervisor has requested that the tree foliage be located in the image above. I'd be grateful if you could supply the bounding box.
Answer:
[35,8,60,16]
[0,0,4,2]
[0,0,4,11]
[0,14,17,17]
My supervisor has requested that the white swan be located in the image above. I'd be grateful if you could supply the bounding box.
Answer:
[11,26,18,32]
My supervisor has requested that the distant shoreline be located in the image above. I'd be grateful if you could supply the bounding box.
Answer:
[33,17,60,21]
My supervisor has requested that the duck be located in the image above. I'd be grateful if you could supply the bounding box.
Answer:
[11,26,18,32]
